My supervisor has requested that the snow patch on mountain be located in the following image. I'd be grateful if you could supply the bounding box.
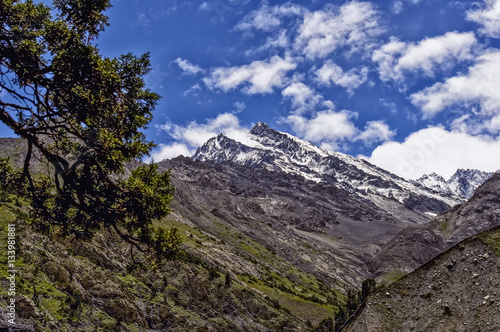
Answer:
[193,122,464,218]
[415,169,494,199]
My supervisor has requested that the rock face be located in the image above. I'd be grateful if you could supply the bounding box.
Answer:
[431,172,500,245]
[370,172,500,282]
[158,156,413,289]
[194,122,462,218]
[415,169,494,199]
[346,226,500,332]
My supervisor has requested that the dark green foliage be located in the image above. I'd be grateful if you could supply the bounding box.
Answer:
[334,279,377,331]
[361,278,376,300]
[345,289,360,317]
[225,271,232,287]
[207,266,220,281]
[0,1,176,256]
[334,306,347,331]
[316,317,334,332]
[264,296,281,309]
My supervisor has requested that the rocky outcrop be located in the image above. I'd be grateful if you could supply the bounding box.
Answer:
[370,172,500,283]
[415,168,494,199]
[346,226,500,332]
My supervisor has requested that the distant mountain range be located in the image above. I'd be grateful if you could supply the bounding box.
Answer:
[194,122,477,218]
[414,169,494,199]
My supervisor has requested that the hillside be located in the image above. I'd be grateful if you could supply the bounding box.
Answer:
[370,172,500,282]
[0,195,308,331]
[0,131,498,331]
[346,225,500,331]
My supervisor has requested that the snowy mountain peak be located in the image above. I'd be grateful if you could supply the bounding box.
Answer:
[415,168,495,200]
[447,169,494,199]
[415,173,452,195]
[249,121,270,133]
[193,123,464,219]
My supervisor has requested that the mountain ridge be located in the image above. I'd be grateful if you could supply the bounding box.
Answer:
[194,122,463,218]
[415,168,494,199]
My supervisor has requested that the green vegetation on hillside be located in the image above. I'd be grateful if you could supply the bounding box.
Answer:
[0,0,175,255]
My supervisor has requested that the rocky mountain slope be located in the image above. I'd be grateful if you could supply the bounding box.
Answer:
[157,156,406,292]
[346,225,500,332]
[0,128,498,331]
[0,134,454,329]
[0,198,306,331]
[194,123,463,218]
[370,172,500,281]
[415,169,494,199]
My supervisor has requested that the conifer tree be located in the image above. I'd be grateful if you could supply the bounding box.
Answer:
[0,0,175,255]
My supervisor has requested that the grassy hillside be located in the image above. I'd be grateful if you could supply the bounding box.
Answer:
[0,184,347,331]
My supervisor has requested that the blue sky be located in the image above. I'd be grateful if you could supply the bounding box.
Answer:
[3,0,500,179]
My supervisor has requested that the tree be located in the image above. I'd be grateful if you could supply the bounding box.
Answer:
[0,0,175,255]
[361,278,376,300]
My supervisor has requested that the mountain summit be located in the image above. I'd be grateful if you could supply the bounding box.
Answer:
[194,123,462,219]
[415,169,494,199]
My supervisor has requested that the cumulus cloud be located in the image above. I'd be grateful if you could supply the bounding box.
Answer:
[233,101,246,113]
[373,31,477,82]
[284,110,395,150]
[361,126,500,179]
[294,1,383,59]
[259,30,290,52]
[149,113,256,161]
[391,1,404,14]
[486,115,500,134]
[281,82,323,114]
[235,3,305,32]
[157,113,251,148]
[357,120,396,145]
[174,58,204,75]
[315,61,369,94]
[467,0,500,38]
[149,142,193,162]
[284,110,359,146]
[410,49,500,117]
[203,55,297,94]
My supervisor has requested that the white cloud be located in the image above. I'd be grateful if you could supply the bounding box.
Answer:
[136,13,151,28]
[391,1,403,14]
[183,83,202,96]
[235,3,305,32]
[410,49,500,117]
[449,112,500,136]
[357,120,396,145]
[153,113,253,160]
[373,31,477,82]
[260,30,290,51]
[174,58,203,76]
[233,101,246,113]
[467,0,500,38]
[283,109,396,149]
[361,126,500,179]
[486,115,500,134]
[294,1,383,59]
[281,82,323,114]
[203,55,297,94]
[315,61,369,94]
[198,2,210,11]
[149,143,193,162]
[284,110,359,146]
